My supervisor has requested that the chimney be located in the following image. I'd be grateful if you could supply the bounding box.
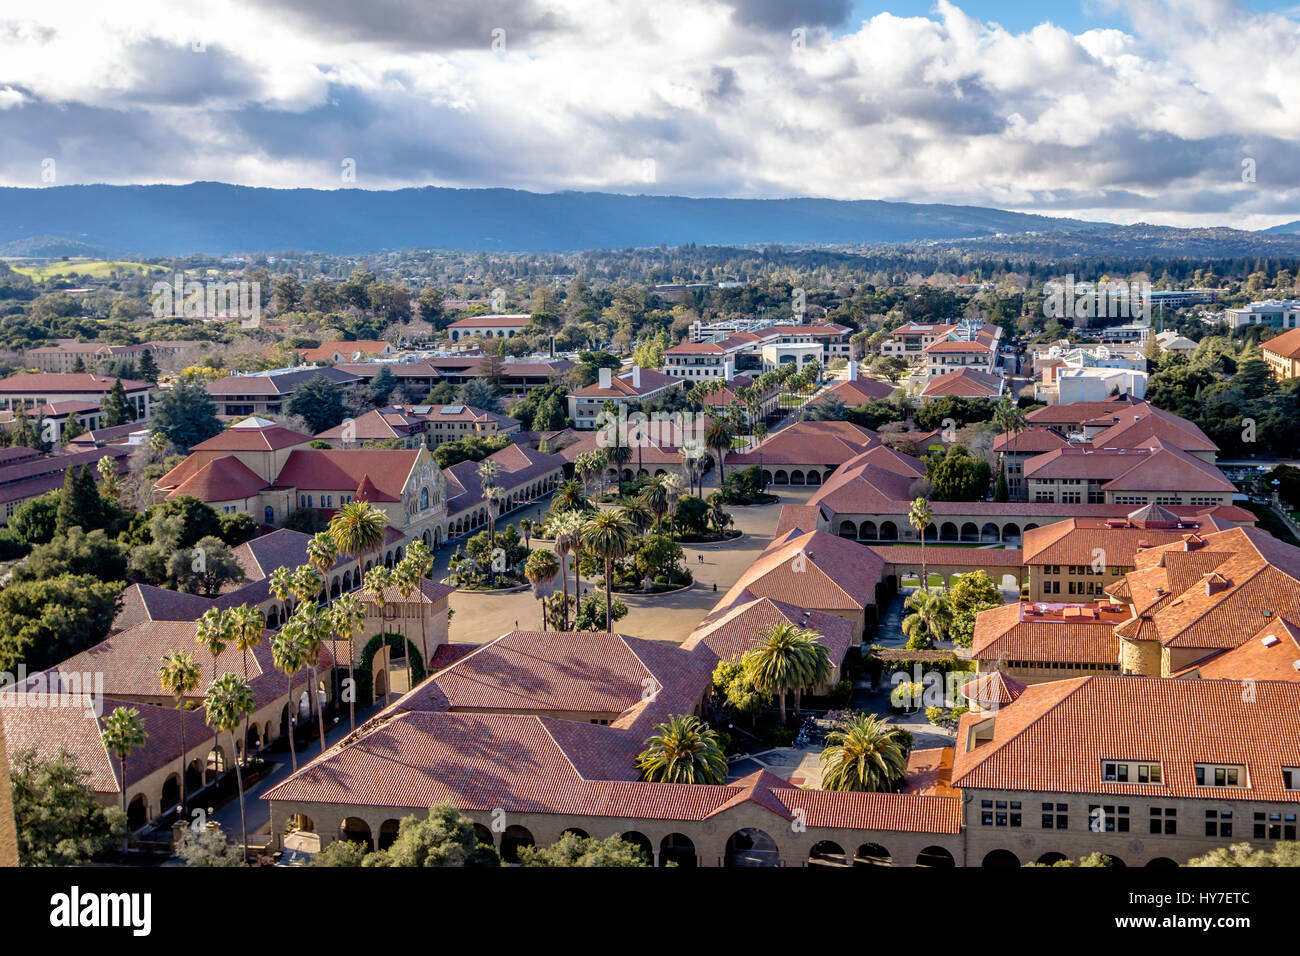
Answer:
[598,367,612,389]
[848,361,859,382]
[632,365,641,388]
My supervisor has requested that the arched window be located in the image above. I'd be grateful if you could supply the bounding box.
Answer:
[420,487,430,510]
[265,506,274,524]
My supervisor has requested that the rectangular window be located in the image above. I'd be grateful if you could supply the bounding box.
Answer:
[1149,808,1176,835]
[1205,809,1233,838]
[1041,802,1068,830]
[1088,804,1129,833]
[1253,812,1298,841]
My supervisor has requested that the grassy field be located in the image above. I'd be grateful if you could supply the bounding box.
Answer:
[10,260,168,280]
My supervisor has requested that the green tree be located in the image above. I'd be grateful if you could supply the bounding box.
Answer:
[361,804,500,867]
[949,570,1001,614]
[818,713,909,792]
[312,840,369,866]
[169,535,245,597]
[8,492,60,545]
[518,832,650,867]
[0,573,122,672]
[636,714,728,784]
[100,706,147,850]
[12,527,126,583]
[926,445,992,502]
[55,464,103,535]
[329,500,388,726]
[101,378,131,427]
[1186,842,1300,867]
[9,749,127,866]
[288,375,348,433]
[175,827,246,867]
[137,349,159,384]
[151,376,222,450]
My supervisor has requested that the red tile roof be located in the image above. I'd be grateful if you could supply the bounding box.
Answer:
[725,420,879,468]
[825,377,896,404]
[683,595,855,669]
[275,449,421,501]
[971,602,1127,665]
[959,671,1027,707]
[1174,618,1300,682]
[952,675,1300,802]
[191,419,313,452]
[716,528,884,613]
[921,367,1004,398]
[165,455,269,502]
[1263,327,1300,361]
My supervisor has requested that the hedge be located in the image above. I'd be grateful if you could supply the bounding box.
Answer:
[354,631,427,704]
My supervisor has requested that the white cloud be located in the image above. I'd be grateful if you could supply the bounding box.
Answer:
[0,0,1296,227]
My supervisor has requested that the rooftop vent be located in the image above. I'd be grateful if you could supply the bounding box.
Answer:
[1262,634,1281,647]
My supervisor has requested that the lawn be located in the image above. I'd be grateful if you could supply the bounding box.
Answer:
[11,259,168,280]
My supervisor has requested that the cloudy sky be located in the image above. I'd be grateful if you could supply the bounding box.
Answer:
[1,0,1298,228]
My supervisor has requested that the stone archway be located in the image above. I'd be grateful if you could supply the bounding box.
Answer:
[982,848,1020,868]
[620,830,654,865]
[916,845,955,867]
[660,833,696,867]
[808,840,848,866]
[339,817,374,851]
[853,842,891,866]
[500,825,535,863]
[725,828,780,867]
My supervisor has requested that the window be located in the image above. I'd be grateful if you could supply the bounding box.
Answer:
[1088,805,1130,833]
[1149,808,1177,835]
[1254,811,1297,841]
[981,799,1021,827]
[1196,764,1246,788]
[1041,802,1068,830]
[1103,761,1161,784]
[1284,768,1300,790]
[1205,809,1233,838]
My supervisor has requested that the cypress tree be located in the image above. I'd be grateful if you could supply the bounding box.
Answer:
[102,378,131,427]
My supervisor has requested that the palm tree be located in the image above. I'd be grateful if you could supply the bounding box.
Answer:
[404,540,435,664]
[620,499,654,536]
[641,476,669,529]
[742,623,827,725]
[524,549,560,630]
[393,557,421,691]
[908,496,933,590]
[228,603,264,765]
[636,714,727,784]
[706,493,731,536]
[270,628,307,772]
[551,511,584,630]
[364,565,395,705]
[203,673,255,860]
[484,485,505,580]
[328,593,366,721]
[291,602,331,750]
[158,649,201,814]
[194,607,231,776]
[818,713,908,792]
[661,472,685,536]
[328,499,390,596]
[306,532,339,598]
[550,479,589,515]
[581,510,633,632]
[993,398,1027,501]
[101,705,147,850]
[269,565,295,622]
[901,589,953,648]
[706,417,734,483]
